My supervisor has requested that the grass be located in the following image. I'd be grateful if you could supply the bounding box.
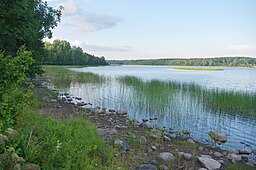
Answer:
[9,87,121,169]
[224,162,255,170]
[173,67,224,71]
[42,65,107,89]
[118,75,256,116]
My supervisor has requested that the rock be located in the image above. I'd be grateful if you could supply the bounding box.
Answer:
[238,149,252,154]
[13,164,21,170]
[139,164,157,170]
[245,162,255,167]
[187,138,195,144]
[163,135,171,141]
[114,139,130,151]
[94,108,105,114]
[109,109,116,112]
[150,117,158,121]
[150,133,159,140]
[197,156,221,170]
[209,130,227,143]
[159,152,175,161]
[226,154,242,162]
[178,152,185,158]
[151,146,157,151]
[142,118,149,122]
[200,155,212,159]
[213,152,223,158]
[248,159,256,165]
[228,149,238,154]
[169,134,177,139]
[140,136,147,145]
[217,160,225,164]
[198,168,207,170]
[240,154,249,161]
[198,146,204,151]
[6,128,19,139]
[77,102,86,106]
[182,129,191,135]
[116,110,127,115]
[22,163,41,170]
[159,164,168,170]
[183,153,192,160]
[75,97,82,100]
[97,128,117,138]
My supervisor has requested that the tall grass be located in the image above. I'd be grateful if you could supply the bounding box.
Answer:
[42,66,107,89]
[118,76,256,116]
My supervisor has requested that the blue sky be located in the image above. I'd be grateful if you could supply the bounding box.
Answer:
[45,0,256,59]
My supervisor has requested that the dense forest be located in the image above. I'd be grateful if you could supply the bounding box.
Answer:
[108,57,256,67]
[44,40,108,65]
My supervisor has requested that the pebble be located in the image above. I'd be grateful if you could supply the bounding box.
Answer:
[198,146,204,151]
[183,153,192,160]
[187,138,195,144]
[238,149,252,154]
[213,152,223,158]
[159,152,175,161]
[158,164,168,170]
[139,164,157,170]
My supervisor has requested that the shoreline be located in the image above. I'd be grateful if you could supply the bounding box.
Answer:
[36,75,256,169]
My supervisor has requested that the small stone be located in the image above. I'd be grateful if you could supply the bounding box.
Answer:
[182,129,191,135]
[213,152,223,158]
[159,152,175,161]
[109,109,116,112]
[228,149,238,154]
[97,128,117,138]
[178,152,185,158]
[139,164,157,170]
[187,138,195,144]
[159,164,168,170]
[150,160,158,165]
[150,134,159,140]
[142,118,149,122]
[217,160,225,164]
[197,156,221,170]
[169,134,177,139]
[140,136,147,145]
[248,159,256,165]
[209,130,227,143]
[238,149,252,154]
[22,163,41,170]
[116,110,127,115]
[114,139,130,151]
[198,168,207,170]
[183,153,192,160]
[226,154,242,162]
[151,146,157,151]
[163,135,171,141]
[198,146,204,151]
[245,162,254,167]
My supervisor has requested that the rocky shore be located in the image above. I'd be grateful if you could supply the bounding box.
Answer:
[33,79,255,170]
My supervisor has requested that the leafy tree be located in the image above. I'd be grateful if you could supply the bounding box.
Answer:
[0,0,62,77]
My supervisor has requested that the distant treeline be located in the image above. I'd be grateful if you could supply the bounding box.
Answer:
[108,57,256,67]
[43,40,108,65]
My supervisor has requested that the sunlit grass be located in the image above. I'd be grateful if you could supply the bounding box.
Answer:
[173,67,223,71]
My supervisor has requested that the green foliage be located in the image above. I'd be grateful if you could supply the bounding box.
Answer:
[108,57,256,67]
[0,0,62,77]
[0,48,34,131]
[173,67,223,71]
[43,40,108,65]
[15,107,115,169]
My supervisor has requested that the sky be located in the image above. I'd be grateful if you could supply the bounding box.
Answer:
[44,0,256,60]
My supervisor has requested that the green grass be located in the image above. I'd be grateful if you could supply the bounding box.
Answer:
[224,162,255,170]
[173,67,224,71]
[118,76,256,115]
[42,65,107,89]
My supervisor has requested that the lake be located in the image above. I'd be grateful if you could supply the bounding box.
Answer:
[67,65,256,150]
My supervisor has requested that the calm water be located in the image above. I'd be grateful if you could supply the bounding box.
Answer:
[68,65,256,150]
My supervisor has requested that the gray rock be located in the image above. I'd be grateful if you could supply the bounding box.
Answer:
[139,164,157,170]
[245,162,255,167]
[169,134,177,139]
[163,135,171,141]
[94,108,105,114]
[140,136,147,145]
[114,139,130,151]
[97,128,117,138]
[151,146,157,151]
[159,164,169,170]
[248,159,256,165]
[228,149,238,154]
[226,154,242,162]
[142,118,149,122]
[187,138,195,144]
[238,149,252,154]
[182,129,191,135]
[197,156,221,170]
[150,160,158,165]
[213,152,223,158]
[198,146,204,151]
[198,168,207,170]
[217,160,225,164]
[183,153,192,160]
[116,110,127,115]
[178,152,185,158]
[200,155,212,158]
[77,102,86,106]
[159,152,175,161]
[209,130,227,143]
[150,133,159,140]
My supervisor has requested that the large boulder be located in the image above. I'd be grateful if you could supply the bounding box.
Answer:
[209,130,227,143]
[197,156,221,170]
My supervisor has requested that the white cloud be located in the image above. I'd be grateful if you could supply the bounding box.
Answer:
[228,44,256,51]
[60,0,122,32]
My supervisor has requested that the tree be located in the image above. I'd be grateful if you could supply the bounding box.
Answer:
[0,0,62,77]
